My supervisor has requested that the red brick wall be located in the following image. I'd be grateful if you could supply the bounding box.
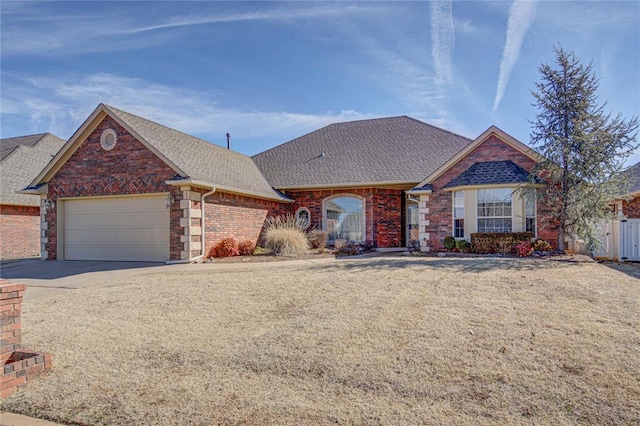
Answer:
[0,205,40,260]
[425,135,559,248]
[44,116,183,260]
[204,192,289,255]
[284,188,403,248]
[622,196,640,218]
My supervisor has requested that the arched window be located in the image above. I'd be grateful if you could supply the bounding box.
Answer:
[295,207,311,229]
[323,195,365,243]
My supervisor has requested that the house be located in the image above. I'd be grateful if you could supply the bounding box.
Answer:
[593,161,640,261]
[1,133,65,260]
[22,104,290,263]
[21,104,559,262]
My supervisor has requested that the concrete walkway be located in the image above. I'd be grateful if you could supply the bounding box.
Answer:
[0,412,63,426]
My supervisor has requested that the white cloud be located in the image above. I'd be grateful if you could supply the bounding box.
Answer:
[492,0,539,113]
[0,73,371,153]
[430,1,455,87]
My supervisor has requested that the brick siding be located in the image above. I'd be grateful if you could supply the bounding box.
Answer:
[622,196,640,218]
[425,135,559,249]
[204,192,289,256]
[44,116,183,260]
[0,205,40,260]
[285,188,404,248]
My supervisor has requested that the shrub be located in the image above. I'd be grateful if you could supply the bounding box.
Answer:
[334,239,347,251]
[533,239,552,252]
[210,237,239,258]
[308,230,328,250]
[455,239,470,253]
[471,232,533,254]
[359,240,376,253]
[335,242,360,256]
[444,236,457,251]
[263,214,310,256]
[237,240,255,256]
[515,241,534,257]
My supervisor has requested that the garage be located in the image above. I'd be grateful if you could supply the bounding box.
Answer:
[63,194,170,262]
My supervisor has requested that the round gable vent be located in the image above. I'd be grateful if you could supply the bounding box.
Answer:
[100,128,118,151]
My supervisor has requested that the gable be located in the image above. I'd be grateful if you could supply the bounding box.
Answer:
[415,127,540,190]
[49,116,178,198]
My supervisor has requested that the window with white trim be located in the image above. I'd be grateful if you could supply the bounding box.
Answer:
[525,195,536,235]
[324,196,364,243]
[453,191,464,238]
[477,188,512,233]
[295,207,311,229]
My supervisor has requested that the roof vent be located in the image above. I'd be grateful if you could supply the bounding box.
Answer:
[100,128,117,151]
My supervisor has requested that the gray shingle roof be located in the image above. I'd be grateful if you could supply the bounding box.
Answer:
[102,105,287,201]
[443,160,531,189]
[1,133,65,206]
[252,116,472,188]
[622,161,640,195]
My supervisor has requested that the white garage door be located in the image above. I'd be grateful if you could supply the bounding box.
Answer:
[64,195,170,262]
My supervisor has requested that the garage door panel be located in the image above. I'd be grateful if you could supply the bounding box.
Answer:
[64,195,170,262]
[65,211,168,230]
[64,246,169,262]
[65,228,169,246]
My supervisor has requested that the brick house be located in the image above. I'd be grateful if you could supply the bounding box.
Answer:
[0,134,65,260]
[21,104,559,262]
[22,104,290,263]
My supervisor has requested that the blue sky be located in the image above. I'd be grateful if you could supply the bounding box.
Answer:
[2,1,639,166]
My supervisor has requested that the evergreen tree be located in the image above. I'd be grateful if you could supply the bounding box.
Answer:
[529,46,638,251]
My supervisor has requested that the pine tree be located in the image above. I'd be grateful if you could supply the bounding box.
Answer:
[529,46,638,251]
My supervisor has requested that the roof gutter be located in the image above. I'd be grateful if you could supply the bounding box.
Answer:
[165,187,217,265]
[165,178,291,203]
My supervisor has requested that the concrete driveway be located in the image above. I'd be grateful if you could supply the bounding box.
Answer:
[0,259,167,301]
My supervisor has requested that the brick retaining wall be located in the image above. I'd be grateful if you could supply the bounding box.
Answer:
[1,279,52,398]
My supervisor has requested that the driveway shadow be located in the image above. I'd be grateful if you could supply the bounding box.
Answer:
[0,258,162,281]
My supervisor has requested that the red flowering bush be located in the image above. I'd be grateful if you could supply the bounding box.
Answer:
[515,241,533,257]
[210,237,239,258]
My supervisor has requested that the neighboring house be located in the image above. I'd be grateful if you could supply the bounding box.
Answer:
[22,104,560,262]
[1,133,65,260]
[593,162,640,261]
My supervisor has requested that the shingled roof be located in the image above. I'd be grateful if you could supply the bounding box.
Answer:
[443,160,531,189]
[1,133,65,206]
[622,161,640,195]
[252,116,472,188]
[29,104,288,202]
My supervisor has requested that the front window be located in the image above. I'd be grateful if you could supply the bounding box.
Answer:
[453,191,464,238]
[324,196,364,243]
[525,195,536,235]
[477,188,512,233]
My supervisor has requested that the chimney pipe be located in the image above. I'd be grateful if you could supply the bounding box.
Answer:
[226,133,231,150]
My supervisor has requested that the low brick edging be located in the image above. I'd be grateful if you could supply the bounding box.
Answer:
[1,279,52,398]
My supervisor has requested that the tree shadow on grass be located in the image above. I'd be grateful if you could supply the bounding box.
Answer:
[304,255,583,274]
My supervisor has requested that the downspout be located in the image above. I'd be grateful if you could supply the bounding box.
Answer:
[165,187,216,264]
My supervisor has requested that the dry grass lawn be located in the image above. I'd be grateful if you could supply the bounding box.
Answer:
[1,256,639,425]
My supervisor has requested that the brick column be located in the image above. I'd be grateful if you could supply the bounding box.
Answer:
[418,194,431,251]
[1,279,52,398]
[179,187,203,260]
